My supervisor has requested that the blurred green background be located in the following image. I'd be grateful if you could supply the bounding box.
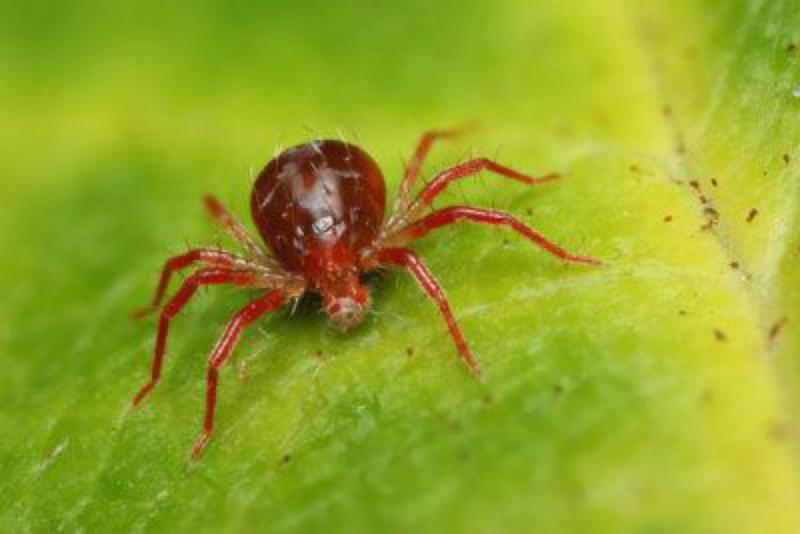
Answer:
[1,1,799,532]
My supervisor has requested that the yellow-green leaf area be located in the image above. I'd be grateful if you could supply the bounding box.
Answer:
[0,1,798,533]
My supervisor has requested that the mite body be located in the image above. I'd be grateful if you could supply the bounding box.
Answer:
[133,130,599,458]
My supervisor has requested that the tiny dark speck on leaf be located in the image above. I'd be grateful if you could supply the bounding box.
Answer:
[713,328,727,342]
[783,153,791,165]
[315,349,323,358]
[746,208,758,223]
[711,178,718,187]
[762,169,768,176]
[689,180,700,191]
[769,317,789,345]
[679,309,687,316]
[729,261,739,269]
[525,208,533,216]
[406,347,414,357]
[629,164,640,172]
[279,453,292,466]
[768,422,792,441]
[788,43,797,53]
[663,215,673,223]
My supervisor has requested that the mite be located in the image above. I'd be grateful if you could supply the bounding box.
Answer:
[133,129,600,458]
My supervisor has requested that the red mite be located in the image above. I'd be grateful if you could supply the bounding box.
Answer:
[133,129,599,458]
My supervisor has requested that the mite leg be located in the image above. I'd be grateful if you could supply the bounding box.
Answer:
[411,158,558,212]
[393,206,600,265]
[132,269,261,406]
[134,248,256,318]
[395,127,472,210]
[191,289,286,459]
[203,194,270,261]
[377,247,481,378]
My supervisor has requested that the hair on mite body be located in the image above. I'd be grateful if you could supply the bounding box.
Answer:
[132,128,600,459]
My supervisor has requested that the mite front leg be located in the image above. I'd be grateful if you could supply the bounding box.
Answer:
[393,206,600,265]
[377,247,481,378]
[394,127,471,212]
[407,158,558,218]
[191,290,286,459]
[204,194,273,263]
[134,248,256,318]
[132,268,261,406]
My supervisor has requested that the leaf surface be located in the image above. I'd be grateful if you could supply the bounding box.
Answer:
[1,1,798,532]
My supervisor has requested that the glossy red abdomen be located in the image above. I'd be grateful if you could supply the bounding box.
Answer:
[251,140,386,274]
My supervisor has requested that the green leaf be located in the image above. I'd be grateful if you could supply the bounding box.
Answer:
[1,1,799,532]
